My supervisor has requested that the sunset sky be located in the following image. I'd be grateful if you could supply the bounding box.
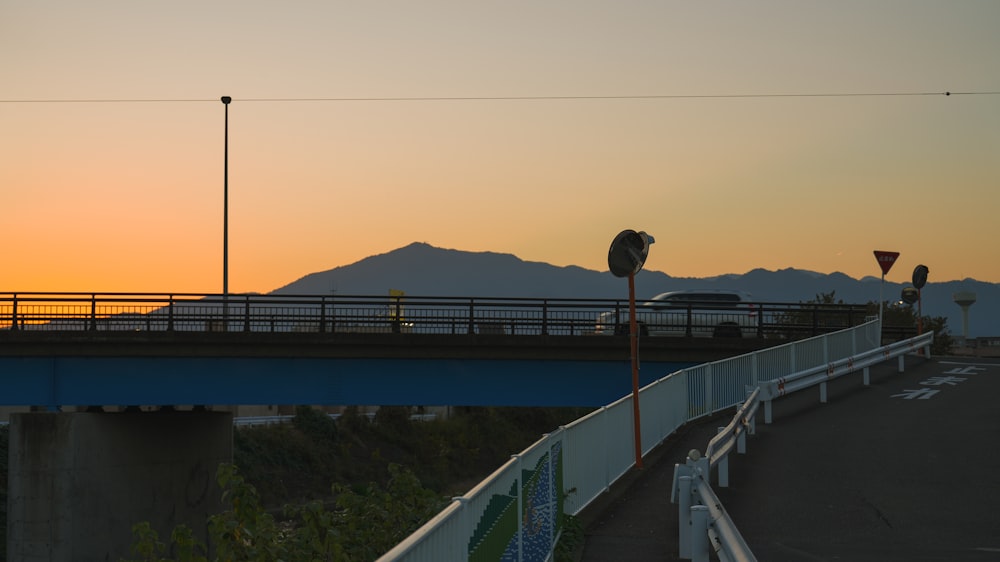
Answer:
[3,1,998,294]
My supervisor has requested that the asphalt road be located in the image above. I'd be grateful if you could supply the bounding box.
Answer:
[578,355,1000,561]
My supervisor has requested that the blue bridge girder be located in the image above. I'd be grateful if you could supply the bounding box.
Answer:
[0,331,769,408]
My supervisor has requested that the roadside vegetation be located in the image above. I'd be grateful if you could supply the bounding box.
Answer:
[121,405,591,562]
[777,292,952,355]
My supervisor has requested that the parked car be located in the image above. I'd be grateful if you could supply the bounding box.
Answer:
[594,290,757,337]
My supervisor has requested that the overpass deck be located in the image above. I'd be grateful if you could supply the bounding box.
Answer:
[0,331,773,408]
[578,356,1000,561]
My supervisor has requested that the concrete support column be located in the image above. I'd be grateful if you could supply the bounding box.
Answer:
[7,411,232,562]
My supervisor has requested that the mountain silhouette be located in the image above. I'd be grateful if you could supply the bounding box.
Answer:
[270,242,996,338]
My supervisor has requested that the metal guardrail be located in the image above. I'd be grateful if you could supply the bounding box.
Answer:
[0,292,871,338]
[672,393,760,562]
[376,320,884,562]
[673,456,757,562]
[669,329,933,561]
[705,387,760,487]
[757,330,934,423]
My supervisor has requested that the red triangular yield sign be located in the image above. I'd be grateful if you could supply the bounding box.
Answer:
[873,250,900,276]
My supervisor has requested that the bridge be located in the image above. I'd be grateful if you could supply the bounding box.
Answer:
[0,292,877,560]
[0,292,871,408]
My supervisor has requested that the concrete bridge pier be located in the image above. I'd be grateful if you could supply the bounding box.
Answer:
[6,411,232,561]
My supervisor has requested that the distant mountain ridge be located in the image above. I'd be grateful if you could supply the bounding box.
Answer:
[271,242,997,338]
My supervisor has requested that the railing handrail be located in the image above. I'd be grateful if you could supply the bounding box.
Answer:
[705,386,760,468]
[759,330,934,402]
[1,292,875,339]
[377,320,886,561]
[670,326,933,561]
[0,291,875,310]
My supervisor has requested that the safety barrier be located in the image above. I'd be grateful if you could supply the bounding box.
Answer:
[671,394,760,562]
[669,328,933,560]
[0,292,871,337]
[377,319,886,561]
[758,330,934,422]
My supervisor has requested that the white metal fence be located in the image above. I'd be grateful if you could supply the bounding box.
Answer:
[377,320,883,562]
[671,328,932,561]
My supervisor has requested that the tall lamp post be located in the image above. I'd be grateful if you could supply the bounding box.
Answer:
[221,96,231,329]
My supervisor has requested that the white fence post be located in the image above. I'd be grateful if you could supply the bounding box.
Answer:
[677,474,692,559]
[691,505,710,562]
[705,364,714,414]
[454,496,470,562]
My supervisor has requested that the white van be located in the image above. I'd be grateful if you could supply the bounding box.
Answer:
[594,290,757,337]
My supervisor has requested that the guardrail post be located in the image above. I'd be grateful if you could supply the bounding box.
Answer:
[690,505,710,562]
[898,355,905,372]
[243,295,251,332]
[10,294,18,330]
[319,297,327,333]
[467,299,475,334]
[863,366,871,386]
[764,400,773,424]
[820,381,828,403]
[541,300,549,335]
[677,473,693,558]
[167,296,175,331]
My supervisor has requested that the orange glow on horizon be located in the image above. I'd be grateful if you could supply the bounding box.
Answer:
[3,3,999,293]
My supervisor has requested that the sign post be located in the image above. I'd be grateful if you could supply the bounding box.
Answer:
[873,250,899,343]
[608,230,654,469]
[912,264,929,342]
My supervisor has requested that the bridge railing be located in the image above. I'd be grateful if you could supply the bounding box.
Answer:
[375,319,885,561]
[1,292,871,338]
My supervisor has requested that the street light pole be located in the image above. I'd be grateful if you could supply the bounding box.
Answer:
[221,96,231,329]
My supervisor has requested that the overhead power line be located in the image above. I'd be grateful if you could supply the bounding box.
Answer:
[1,91,998,104]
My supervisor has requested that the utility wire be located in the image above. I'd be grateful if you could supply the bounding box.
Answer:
[1,91,998,104]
